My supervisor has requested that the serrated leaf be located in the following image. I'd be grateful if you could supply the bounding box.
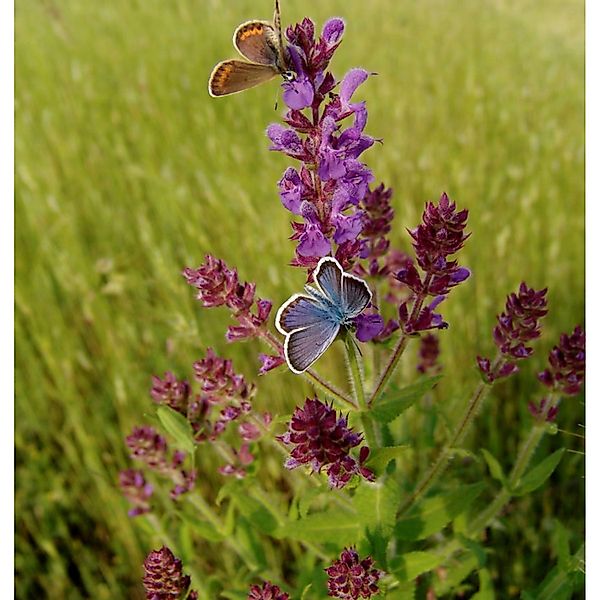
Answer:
[156,406,195,454]
[353,478,400,537]
[363,526,389,570]
[395,482,484,540]
[371,376,443,423]
[366,446,411,476]
[389,551,444,582]
[514,448,565,496]
[275,510,361,545]
[481,449,506,485]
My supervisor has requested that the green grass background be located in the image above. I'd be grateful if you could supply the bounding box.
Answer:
[15,0,584,597]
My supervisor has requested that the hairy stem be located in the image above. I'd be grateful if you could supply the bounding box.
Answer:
[369,274,433,407]
[397,356,502,516]
[343,333,377,448]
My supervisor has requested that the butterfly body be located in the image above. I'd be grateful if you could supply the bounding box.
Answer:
[276,257,373,374]
[208,0,292,97]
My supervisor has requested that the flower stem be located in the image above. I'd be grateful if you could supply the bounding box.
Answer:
[397,358,500,516]
[262,330,357,408]
[343,332,377,448]
[368,274,433,408]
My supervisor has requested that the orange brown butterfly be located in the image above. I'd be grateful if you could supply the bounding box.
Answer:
[208,0,295,97]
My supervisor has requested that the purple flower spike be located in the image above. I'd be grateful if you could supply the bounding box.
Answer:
[126,426,170,472]
[528,397,559,423]
[142,546,196,600]
[354,312,384,342]
[266,17,376,269]
[119,469,153,517]
[183,255,273,342]
[538,325,585,396]
[325,547,383,599]
[278,398,373,488]
[150,372,191,415]
[258,352,286,375]
[247,581,290,600]
[478,282,548,383]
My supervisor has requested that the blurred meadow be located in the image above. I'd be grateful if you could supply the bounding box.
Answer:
[15,0,584,597]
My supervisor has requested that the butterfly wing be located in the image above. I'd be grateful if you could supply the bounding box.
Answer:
[276,293,334,334]
[285,320,340,374]
[208,60,278,97]
[341,273,372,318]
[233,21,281,66]
[313,257,344,306]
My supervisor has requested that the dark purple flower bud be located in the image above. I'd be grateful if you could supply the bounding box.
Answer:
[142,546,195,600]
[354,312,384,342]
[120,469,153,517]
[528,397,559,422]
[247,581,290,600]
[325,547,383,600]
[258,353,286,375]
[126,426,169,471]
[417,333,441,374]
[538,325,585,396]
[150,372,191,414]
[478,283,548,382]
[322,18,345,46]
[278,398,372,488]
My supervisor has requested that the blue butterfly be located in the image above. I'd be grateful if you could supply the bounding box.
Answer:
[275,257,373,374]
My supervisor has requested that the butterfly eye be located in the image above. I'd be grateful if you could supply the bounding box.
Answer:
[282,71,296,82]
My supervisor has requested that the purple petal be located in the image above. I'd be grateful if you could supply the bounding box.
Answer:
[322,18,345,45]
[340,68,369,106]
[282,76,315,110]
[278,167,304,214]
[297,224,331,257]
[354,313,384,342]
[333,212,364,244]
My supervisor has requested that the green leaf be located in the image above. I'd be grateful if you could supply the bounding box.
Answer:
[300,584,312,600]
[395,482,484,540]
[513,448,565,496]
[471,568,495,600]
[481,449,506,485]
[365,446,411,476]
[353,478,401,536]
[182,514,224,542]
[389,551,444,582]
[384,581,416,599]
[231,494,278,534]
[434,550,479,595]
[156,406,195,454]
[275,510,361,545]
[371,376,443,423]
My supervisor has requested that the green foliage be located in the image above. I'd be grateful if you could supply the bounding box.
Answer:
[513,448,566,496]
[395,483,485,540]
[156,406,195,455]
[371,376,442,423]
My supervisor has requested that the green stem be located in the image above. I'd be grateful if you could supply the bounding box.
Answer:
[397,357,501,516]
[262,330,356,409]
[343,333,377,448]
[369,274,433,408]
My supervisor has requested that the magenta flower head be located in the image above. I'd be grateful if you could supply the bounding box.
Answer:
[142,546,196,600]
[477,282,548,383]
[126,426,170,472]
[278,398,374,488]
[151,372,191,414]
[183,255,273,341]
[247,581,290,600]
[396,193,470,333]
[538,325,585,395]
[325,547,383,599]
[119,469,153,517]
